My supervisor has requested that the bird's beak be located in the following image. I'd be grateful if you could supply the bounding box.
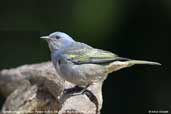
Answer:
[40,36,50,40]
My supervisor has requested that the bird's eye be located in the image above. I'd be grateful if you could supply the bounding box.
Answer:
[56,36,60,39]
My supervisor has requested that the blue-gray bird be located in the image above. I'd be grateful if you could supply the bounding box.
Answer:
[41,32,161,87]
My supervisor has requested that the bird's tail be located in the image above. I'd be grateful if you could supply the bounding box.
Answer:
[126,60,161,66]
[106,58,161,73]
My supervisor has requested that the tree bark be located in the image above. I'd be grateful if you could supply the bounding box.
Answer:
[0,62,103,114]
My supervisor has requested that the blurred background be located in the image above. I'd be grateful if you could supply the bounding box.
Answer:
[0,0,170,114]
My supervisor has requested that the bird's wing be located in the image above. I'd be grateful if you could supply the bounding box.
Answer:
[63,42,126,64]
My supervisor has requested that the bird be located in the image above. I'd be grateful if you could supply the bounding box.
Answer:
[41,32,161,87]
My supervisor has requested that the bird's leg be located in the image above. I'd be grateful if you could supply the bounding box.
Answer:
[62,85,99,114]
[83,90,99,114]
[63,86,83,95]
[80,84,91,93]
[63,84,90,96]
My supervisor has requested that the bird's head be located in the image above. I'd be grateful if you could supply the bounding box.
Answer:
[40,32,75,52]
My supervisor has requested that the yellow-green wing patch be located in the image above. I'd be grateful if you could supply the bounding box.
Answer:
[66,48,118,64]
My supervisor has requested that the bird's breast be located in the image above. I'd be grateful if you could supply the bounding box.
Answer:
[51,53,61,72]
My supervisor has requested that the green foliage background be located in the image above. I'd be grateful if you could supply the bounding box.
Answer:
[0,0,170,114]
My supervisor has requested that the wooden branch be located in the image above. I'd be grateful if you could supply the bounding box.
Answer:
[0,62,103,114]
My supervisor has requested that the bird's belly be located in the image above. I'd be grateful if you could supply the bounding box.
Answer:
[59,63,108,86]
